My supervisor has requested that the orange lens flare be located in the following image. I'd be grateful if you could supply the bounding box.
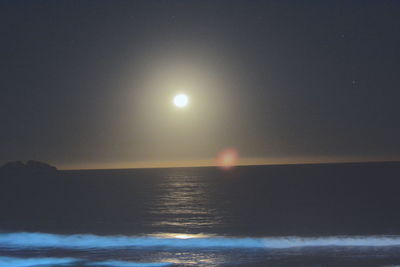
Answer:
[215,148,239,170]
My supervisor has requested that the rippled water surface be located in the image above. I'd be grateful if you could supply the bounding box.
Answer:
[1,163,400,266]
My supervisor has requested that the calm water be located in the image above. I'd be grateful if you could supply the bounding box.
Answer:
[1,162,400,266]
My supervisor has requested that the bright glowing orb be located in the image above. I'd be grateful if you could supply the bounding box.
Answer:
[173,94,189,108]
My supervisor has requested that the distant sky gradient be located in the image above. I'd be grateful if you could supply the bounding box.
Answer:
[1,1,399,169]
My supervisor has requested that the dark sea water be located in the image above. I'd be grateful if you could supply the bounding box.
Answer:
[1,162,400,266]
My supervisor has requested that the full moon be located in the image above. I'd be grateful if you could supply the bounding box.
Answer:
[173,93,189,108]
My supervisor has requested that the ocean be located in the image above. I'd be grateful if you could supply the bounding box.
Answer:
[1,162,400,266]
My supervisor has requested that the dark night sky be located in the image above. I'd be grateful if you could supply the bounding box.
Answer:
[1,1,399,169]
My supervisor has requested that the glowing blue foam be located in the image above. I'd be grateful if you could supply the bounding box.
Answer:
[87,260,173,267]
[1,232,400,250]
[0,256,78,267]
[0,256,173,267]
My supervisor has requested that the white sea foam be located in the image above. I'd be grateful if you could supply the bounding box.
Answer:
[1,232,400,250]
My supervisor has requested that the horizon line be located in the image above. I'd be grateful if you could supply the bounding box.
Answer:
[58,157,400,171]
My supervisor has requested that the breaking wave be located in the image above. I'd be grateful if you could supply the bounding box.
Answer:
[0,256,173,267]
[1,232,400,250]
[0,256,78,267]
[87,260,173,266]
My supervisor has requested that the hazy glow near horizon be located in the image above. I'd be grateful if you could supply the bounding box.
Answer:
[216,148,239,170]
[173,93,189,108]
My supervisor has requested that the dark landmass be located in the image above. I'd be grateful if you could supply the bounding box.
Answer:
[0,160,57,175]
[0,161,399,236]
